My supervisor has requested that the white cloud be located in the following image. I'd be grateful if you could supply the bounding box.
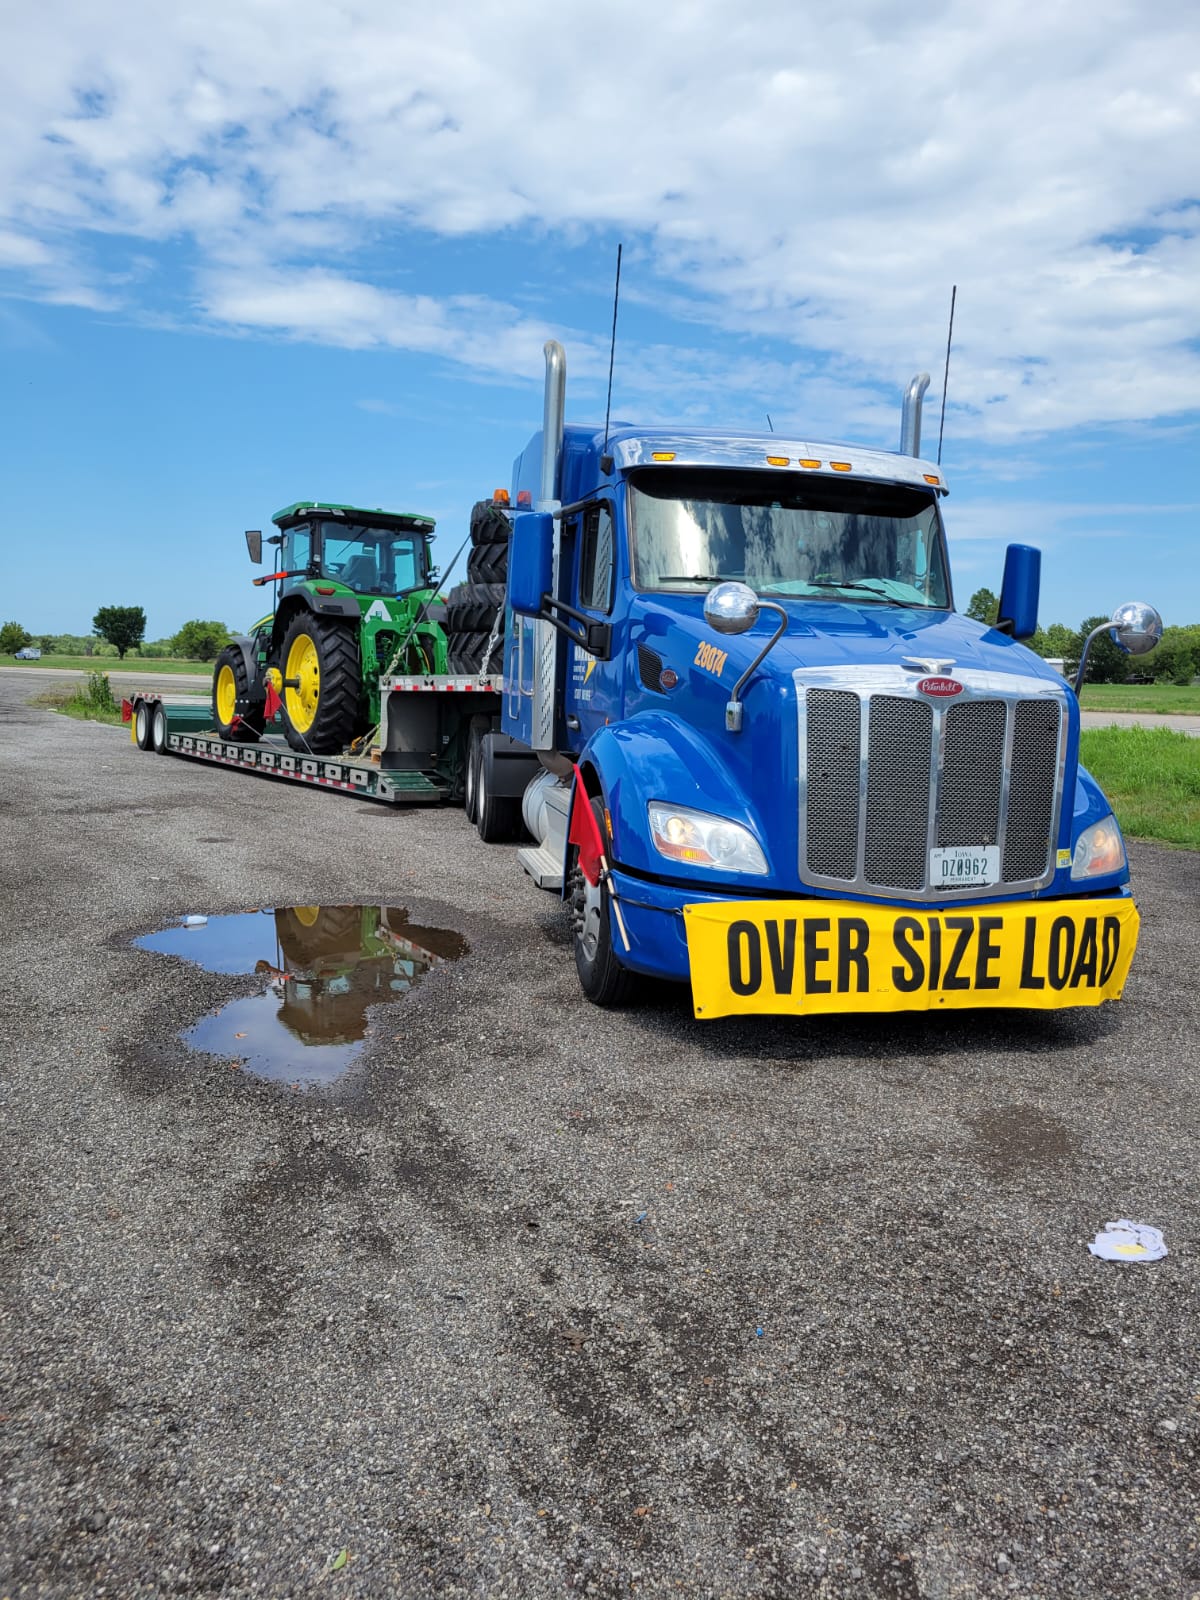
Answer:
[1,0,1198,436]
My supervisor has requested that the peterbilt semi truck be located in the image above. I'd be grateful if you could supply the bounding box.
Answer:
[486,342,1158,1017]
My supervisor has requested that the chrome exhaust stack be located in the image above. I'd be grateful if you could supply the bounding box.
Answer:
[539,340,566,511]
[900,372,931,457]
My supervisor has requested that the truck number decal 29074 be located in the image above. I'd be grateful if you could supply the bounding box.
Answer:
[694,641,728,677]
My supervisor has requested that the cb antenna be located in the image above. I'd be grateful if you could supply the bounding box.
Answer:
[937,283,957,466]
[602,242,623,457]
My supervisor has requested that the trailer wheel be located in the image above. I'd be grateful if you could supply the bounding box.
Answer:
[212,646,265,743]
[134,698,154,751]
[151,701,169,754]
[464,729,480,823]
[570,797,636,1007]
[279,613,362,755]
[474,740,521,843]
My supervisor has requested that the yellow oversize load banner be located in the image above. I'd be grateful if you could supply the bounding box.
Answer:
[682,898,1139,1019]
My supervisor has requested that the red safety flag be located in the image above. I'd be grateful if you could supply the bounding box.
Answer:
[567,765,606,887]
[121,699,133,723]
[263,678,283,721]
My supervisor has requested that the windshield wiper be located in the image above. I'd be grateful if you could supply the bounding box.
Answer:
[657,573,741,584]
[761,578,890,597]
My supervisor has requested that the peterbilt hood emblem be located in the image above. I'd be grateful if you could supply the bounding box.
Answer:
[916,676,964,697]
[903,655,957,676]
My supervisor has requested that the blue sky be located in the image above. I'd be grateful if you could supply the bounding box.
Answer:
[2,0,1198,639]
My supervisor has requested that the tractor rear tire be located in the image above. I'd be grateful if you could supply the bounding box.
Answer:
[469,500,512,545]
[212,646,265,743]
[467,540,509,585]
[448,631,503,674]
[279,613,362,755]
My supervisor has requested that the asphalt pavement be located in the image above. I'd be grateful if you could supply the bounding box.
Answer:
[1,674,1198,1599]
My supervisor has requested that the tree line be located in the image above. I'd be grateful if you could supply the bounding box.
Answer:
[0,611,234,662]
[965,589,1198,685]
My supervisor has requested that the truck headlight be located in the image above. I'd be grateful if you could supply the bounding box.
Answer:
[1070,816,1126,880]
[647,802,768,874]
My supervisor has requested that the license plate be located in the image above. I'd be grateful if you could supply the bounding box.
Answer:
[682,898,1139,1019]
[930,844,999,888]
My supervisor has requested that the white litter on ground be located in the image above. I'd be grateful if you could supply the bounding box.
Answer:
[1088,1220,1168,1262]
[182,915,208,927]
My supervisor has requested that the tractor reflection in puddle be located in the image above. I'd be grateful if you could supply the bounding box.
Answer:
[180,905,467,1088]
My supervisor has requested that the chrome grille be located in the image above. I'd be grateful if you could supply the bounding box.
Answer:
[864,697,932,890]
[806,690,860,879]
[1003,700,1060,881]
[801,680,1064,900]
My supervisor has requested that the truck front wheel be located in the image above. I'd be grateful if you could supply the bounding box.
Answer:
[569,798,636,1007]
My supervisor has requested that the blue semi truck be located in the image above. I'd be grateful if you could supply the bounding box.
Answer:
[474,341,1159,1018]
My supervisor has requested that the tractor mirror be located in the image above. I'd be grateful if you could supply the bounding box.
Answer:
[245,529,263,564]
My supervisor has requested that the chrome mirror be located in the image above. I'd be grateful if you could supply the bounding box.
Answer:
[1110,601,1163,657]
[704,581,760,636]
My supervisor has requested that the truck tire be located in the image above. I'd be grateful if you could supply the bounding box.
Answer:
[134,698,154,750]
[474,741,522,842]
[570,796,636,1007]
[151,701,169,754]
[467,540,509,585]
[469,500,512,545]
[212,645,265,742]
[279,613,362,754]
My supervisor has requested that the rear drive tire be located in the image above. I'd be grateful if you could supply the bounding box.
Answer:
[474,740,522,843]
[151,702,169,754]
[570,796,636,1007]
[134,699,154,751]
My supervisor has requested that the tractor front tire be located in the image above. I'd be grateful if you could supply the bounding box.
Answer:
[279,613,362,755]
[212,646,265,743]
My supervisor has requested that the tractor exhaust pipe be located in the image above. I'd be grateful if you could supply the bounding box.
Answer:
[539,340,566,511]
[899,372,930,457]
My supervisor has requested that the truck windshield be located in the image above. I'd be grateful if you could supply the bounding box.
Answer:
[627,468,951,608]
[318,522,429,596]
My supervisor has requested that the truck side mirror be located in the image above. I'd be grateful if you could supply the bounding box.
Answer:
[508,511,553,616]
[245,529,263,564]
[1110,601,1162,656]
[997,543,1040,640]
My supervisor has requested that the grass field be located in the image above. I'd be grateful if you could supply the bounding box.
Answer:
[1079,726,1200,850]
[1078,682,1200,714]
[6,654,210,675]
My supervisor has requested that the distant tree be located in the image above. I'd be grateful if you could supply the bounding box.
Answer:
[0,621,33,654]
[36,635,56,653]
[92,605,146,659]
[965,587,999,625]
[1148,628,1198,687]
[1076,616,1130,685]
[1028,621,1077,661]
[170,620,233,661]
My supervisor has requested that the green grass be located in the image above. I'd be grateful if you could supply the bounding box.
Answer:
[1079,682,1200,714]
[6,653,211,674]
[33,672,127,726]
[1079,726,1200,849]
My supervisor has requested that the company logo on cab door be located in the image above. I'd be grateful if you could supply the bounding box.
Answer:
[916,676,963,697]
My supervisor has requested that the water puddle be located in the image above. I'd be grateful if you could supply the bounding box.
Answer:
[135,906,467,1088]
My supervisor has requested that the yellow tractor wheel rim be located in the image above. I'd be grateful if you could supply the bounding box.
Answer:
[285,632,320,732]
[215,663,238,726]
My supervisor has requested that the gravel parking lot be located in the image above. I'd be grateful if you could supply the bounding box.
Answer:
[1,674,1197,1599]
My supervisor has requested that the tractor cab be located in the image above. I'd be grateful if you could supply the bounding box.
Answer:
[270,502,436,600]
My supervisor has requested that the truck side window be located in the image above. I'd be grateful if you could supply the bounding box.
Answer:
[579,503,615,613]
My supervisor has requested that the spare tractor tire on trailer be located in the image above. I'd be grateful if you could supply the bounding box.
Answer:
[448,631,504,674]
[467,540,509,585]
[445,582,506,634]
[279,612,362,754]
[212,644,265,742]
[469,500,512,545]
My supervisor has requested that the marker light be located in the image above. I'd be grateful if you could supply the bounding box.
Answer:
[924,474,941,485]
[493,488,511,505]
[830,461,852,472]
[652,451,676,462]
[1071,816,1126,880]
[766,455,790,466]
[798,458,821,469]
[647,802,768,874]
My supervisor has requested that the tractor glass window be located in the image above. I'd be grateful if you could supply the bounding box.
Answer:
[319,522,427,596]
[578,502,615,612]
[627,469,951,609]
[285,528,313,576]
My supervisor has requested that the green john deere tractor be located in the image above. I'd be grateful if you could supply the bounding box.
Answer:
[212,501,448,754]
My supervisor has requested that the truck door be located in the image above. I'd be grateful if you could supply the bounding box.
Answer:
[564,498,620,747]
